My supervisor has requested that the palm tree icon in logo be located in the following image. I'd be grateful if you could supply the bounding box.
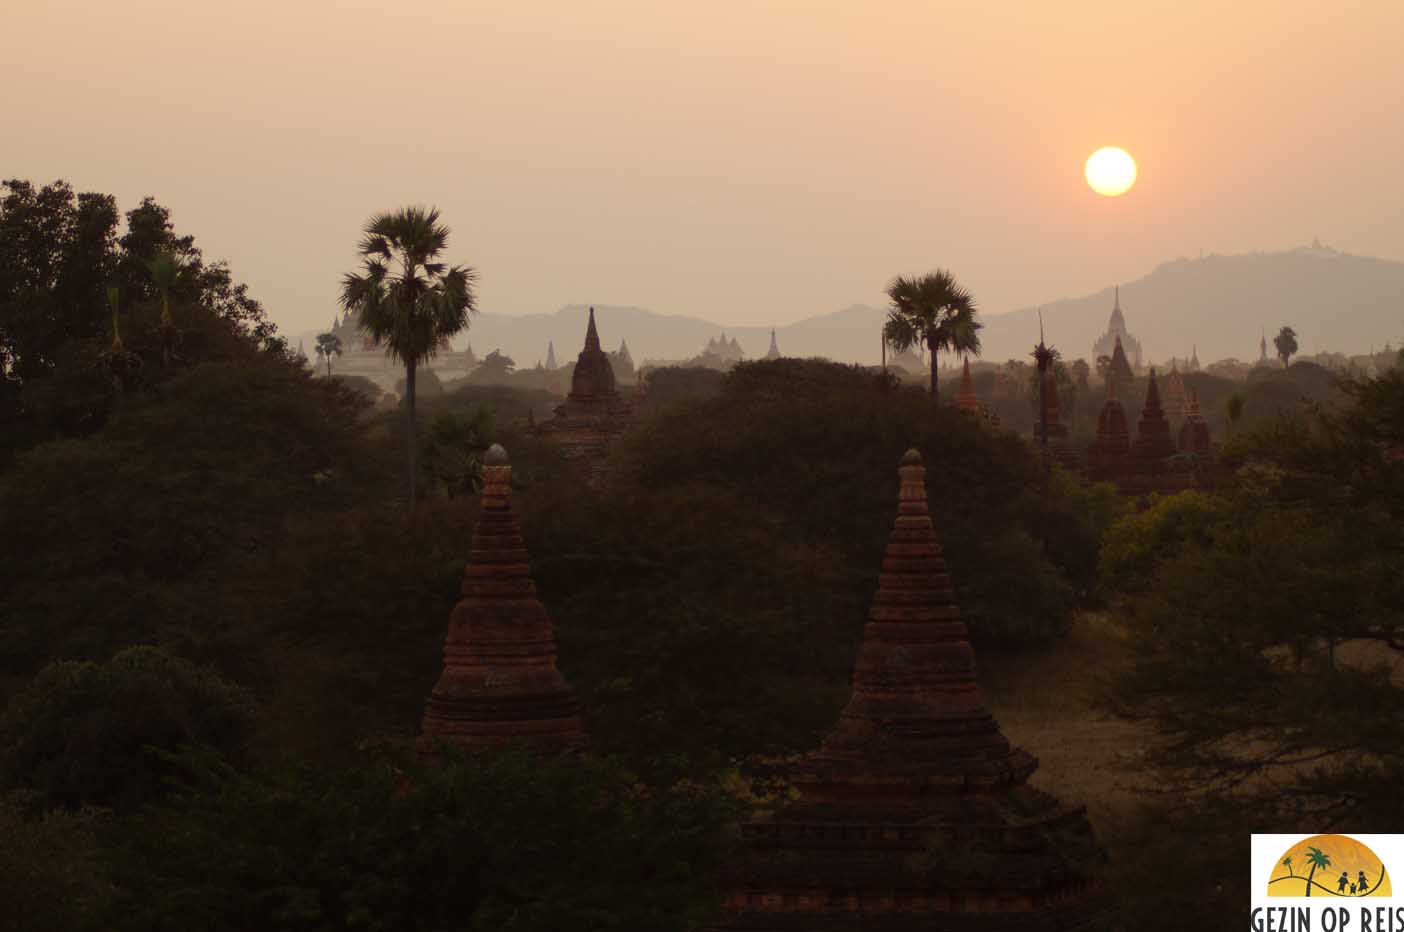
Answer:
[1302,846,1332,897]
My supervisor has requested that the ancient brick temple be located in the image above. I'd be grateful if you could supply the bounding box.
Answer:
[1176,388,1213,457]
[717,450,1104,930]
[1105,334,1135,397]
[1162,362,1187,426]
[1085,368,1204,495]
[955,358,981,415]
[1086,380,1131,483]
[1033,367,1083,473]
[533,307,635,481]
[419,444,586,753]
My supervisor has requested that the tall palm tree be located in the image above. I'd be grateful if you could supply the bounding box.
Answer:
[315,332,343,378]
[883,270,980,401]
[145,250,182,366]
[339,207,477,509]
[1303,846,1331,896]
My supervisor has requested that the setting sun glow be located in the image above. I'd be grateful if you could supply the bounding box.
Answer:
[1085,147,1138,197]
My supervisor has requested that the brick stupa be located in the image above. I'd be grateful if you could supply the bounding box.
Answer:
[1086,380,1131,483]
[1105,334,1135,396]
[419,444,586,754]
[534,307,635,482]
[1162,362,1187,425]
[955,357,981,415]
[1130,368,1177,462]
[1034,368,1083,473]
[718,450,1104,930]
[1177,389,1213,457]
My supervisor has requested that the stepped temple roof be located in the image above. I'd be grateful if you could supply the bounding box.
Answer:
[1130,368,1177,462]
[1163,362,1187,423]
[1177,389,1213,456]
[1093,286,1142,369]
[534,308,636,482]
[955,358,981,414]
[420,444,586,754]
[765,329,782,360]
[718,450,1104,930]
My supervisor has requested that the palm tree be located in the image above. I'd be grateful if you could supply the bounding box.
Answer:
[883,270,980,401]
[1303,845,1332,896]
[1030,316,1060,452]
[145,250,182,366]
[97,285,143,395]
[339,207,477,509]
[1274,326,1299,368]
[315,332,343,378]
[1281,856,1294,878]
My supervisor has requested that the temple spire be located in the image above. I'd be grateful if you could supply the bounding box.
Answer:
[583,306,601,353]
[722,449,1105,927]
[420,444,586,754]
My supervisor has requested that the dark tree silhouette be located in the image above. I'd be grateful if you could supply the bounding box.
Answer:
[882,270,980,400]
[314,332,342,378]
[1274,326,1299,368]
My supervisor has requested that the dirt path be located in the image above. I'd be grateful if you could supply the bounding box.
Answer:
[979,611,1160,836]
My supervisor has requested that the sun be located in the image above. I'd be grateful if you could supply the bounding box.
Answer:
[1085,146,1138,197]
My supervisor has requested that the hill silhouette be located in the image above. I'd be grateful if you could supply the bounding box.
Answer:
[293,245,1404,368]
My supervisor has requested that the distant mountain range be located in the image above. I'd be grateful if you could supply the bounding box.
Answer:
[292,245,1404,369]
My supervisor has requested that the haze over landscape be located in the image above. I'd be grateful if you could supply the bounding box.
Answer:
[7,3,1404,930]
[6,0,1403,341]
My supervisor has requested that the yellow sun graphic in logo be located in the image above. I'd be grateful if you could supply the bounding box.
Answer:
[1269,835,1391,898]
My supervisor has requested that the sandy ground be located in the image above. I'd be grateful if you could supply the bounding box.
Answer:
[979,612,1159,836]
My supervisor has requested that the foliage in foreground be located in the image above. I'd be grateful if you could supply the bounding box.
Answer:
[1104,370,1404,827]
[109,749,736,932]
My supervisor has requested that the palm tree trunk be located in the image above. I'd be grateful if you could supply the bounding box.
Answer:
[928,342,939,401]
[406,358,418,510]
[325,357,332,379]
[1305,863,1317,896]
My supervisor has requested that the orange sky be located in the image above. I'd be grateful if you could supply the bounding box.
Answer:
[5,0,1402,333]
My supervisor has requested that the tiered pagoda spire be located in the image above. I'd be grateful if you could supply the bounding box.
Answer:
[1107,335,1135,393]
[955,357,981,415]
[1087,379,1131,481]
[569,307,617,400]
[765,328,781,360]
[1163,361,1188,425]
[1177,388,1213,456]
[420,444,586,754]
[1130,368,1177,461]
[545,340,557,370]
[721,450,1104,929]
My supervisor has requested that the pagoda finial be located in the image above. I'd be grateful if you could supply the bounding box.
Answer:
[584,306,601,352]
[1114,284,1121,311]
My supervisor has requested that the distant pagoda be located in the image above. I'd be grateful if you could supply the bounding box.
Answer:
[533,307,636,481]
[955,357,981,415]
[545,340,557,370]
[765,329,782,360]
[1177,388,1214,457]
[1105,334,1135,396]
[1086,381,1131,483]
[420,444,586,754]
[1034,364,1083,473]
[1092,286,1142,370]
[718,450,1105,930]
[1162,361,1188,425]
[1130,368,1177,462]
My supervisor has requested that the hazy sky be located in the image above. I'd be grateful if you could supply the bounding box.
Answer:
[6,0,1402,336]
